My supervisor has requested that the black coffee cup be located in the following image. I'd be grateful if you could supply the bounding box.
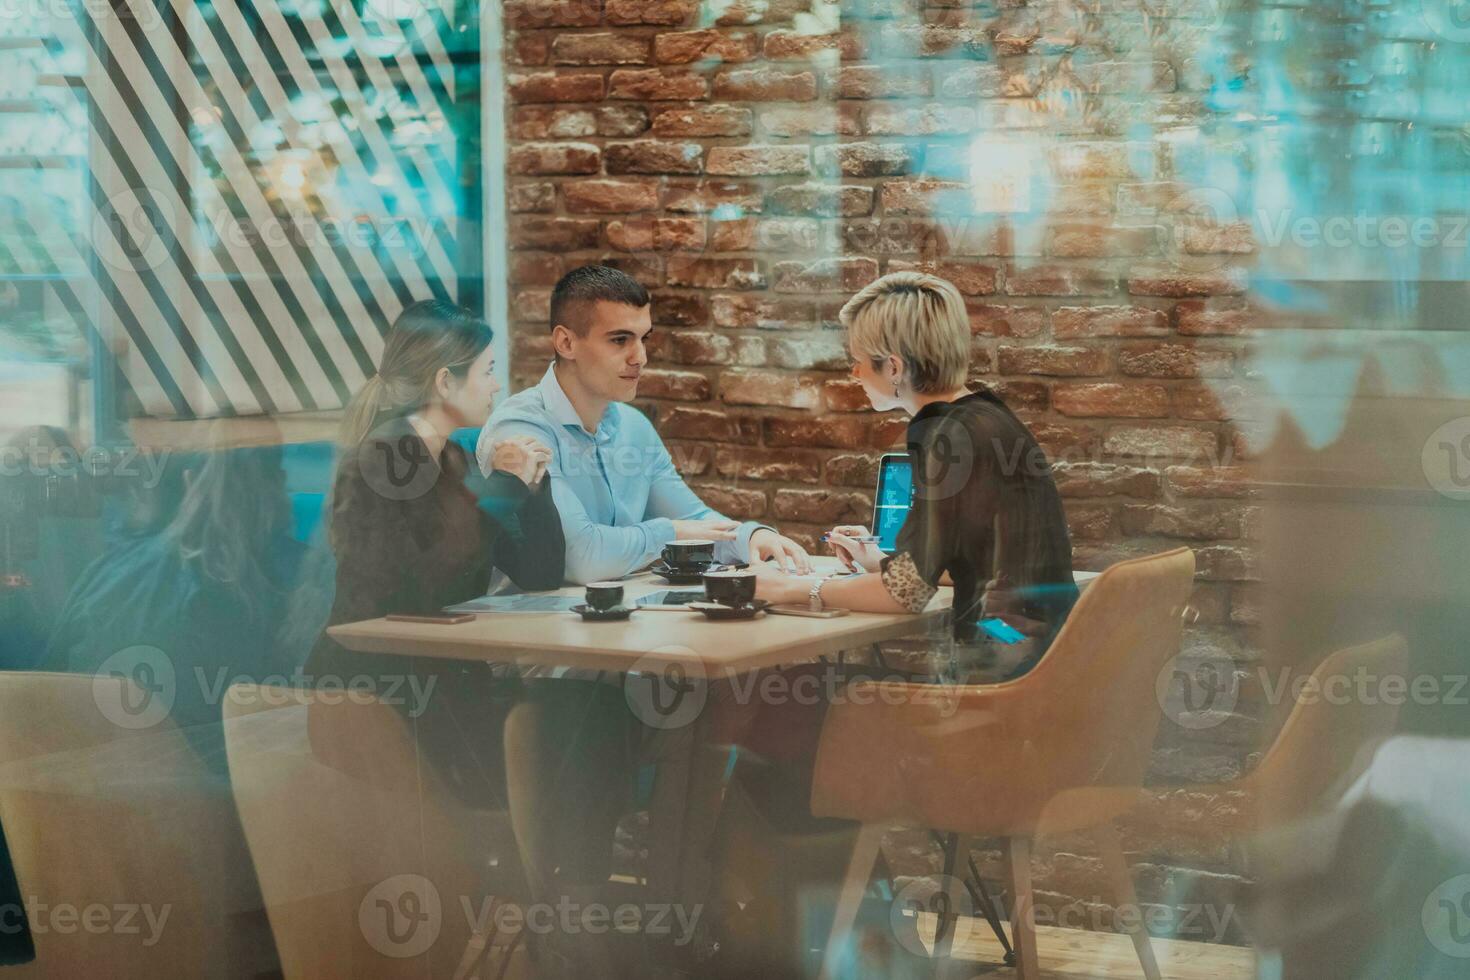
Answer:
[663,539,716,570]
[703,569,757,608]
[585,581,625,612]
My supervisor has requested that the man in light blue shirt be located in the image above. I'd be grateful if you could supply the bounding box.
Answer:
[478,265,811,585]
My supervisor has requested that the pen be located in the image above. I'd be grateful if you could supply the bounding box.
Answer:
[820,533,879,543]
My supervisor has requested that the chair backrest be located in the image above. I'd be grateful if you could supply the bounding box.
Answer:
[0,672,277,978]
[810,547,1197,836]
[1241,634,1409,825]
[222,684,518,980]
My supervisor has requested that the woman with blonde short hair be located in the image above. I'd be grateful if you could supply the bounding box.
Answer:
[754,270,1078,677]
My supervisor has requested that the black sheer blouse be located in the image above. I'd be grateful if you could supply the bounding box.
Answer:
[879,389,1078,667]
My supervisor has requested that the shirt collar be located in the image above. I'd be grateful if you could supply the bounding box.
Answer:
[537,362,617,439]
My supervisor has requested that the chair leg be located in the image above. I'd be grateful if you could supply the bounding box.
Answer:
[1094,821,1162,980]
[1006,837,1039,980]
[819,823,884,980]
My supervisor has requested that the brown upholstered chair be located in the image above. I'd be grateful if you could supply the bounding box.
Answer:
[0,672,278,978]
[222,684,528,979]
[811,547,1197,980]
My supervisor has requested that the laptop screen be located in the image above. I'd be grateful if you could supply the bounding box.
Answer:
[874,454,913,553]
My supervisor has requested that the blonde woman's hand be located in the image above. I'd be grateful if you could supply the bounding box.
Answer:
[491,436,552,487]
[826,524,884,573]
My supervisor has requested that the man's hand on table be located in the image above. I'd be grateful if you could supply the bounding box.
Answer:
[748,528,813,574]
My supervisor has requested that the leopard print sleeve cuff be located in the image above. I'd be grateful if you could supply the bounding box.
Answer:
[880,551,939,613]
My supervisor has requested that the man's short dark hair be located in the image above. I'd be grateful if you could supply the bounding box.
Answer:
[549,265,651,337]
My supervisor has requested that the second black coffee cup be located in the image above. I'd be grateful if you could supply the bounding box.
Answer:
[663,539,716,569]
[702,569,757,608]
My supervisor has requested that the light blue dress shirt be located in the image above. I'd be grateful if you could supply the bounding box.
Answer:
[477,363,769,585]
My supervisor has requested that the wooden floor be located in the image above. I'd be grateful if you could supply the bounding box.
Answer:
[915,912,1255,980]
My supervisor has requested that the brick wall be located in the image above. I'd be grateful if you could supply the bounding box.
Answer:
[503,0,1260,938]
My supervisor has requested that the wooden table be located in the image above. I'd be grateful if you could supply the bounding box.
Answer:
[327,561,1099,973]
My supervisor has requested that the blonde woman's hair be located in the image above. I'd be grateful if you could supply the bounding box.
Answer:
[839,271,971,394]
[338,300,492,447]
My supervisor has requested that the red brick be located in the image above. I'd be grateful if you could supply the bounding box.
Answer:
[887,260,998,296]
[1164,465,1255,498]
[1005,263,1117,297]
[654,29,758,64]
[512,288,552,321]
[551,32,650,65]
[706,217,756,251]
[652,105,752,137]
[1065,504,1113,541]
[768,334,847,370]
[1175,300,1259,336]
[1048,141,1152,180]
[605,140,703,175]
[935,64,1008,99]
[710,294,816,329]
[1127,266,1248,297]
[1182,221,1256,255]
[1047,223,1160,258]
[1118,343,1234,379]
[651,293,709,326]
[508,72,605,103]
[653,217,707,251]
[509,217,601,249]
[878,23,985,58]
[508,142,600,175]
[773,488,873,525]
[604,219,654,251]
[984,380,1049,412]
[1052,306,1168,339]
[664,441,714,477]
[663,180,762,213]
[879,178,969,214]
[1174,382,1258,422]
[511,106,596,139]
[1052,462,1162,498]
[608,69,709,101]
[713,67,817,101]
[707,145,810,176]
[1103,425,1217,458]
[563,178,660,213]
[1053,383,1170,418]
[508,182,556,213]
[666,256,764,289]
[713,0,807,26]
[823,378,871,412]
[720,369,820,409]
[843,216,943,257]
[637,368,710,401]
[825,453,882,486]
[815,142,915,177]
[758,105,862,138]
[997,345,1110,377]
[658,406,761,443]
[825,65,931,99]
[1048,183,1117,216]
[864,104,975,136]
[1115,181,1195,214]
[762,30,865,60]
[654,330,764,365]
[765,416,872,449]
[968,304,1046,338]
[871,415,909,448]
[510,252,564,286]
[772,257,880,293]
[513,332,555,362]
[715,447,821,483]
[767,182,873,216]
[596,105,652,137]
[1194,544,1259,581]
[511,35,551,65]
[1119,504,1245,540]
[1026,420,1097,457]
[505,0,601,29]
[597,254,663,287]
[605,0,695,25]
[690,484,767,520]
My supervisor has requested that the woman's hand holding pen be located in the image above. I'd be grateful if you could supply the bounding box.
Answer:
[824,524,885,573]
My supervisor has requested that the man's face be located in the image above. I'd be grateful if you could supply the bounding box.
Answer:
[560,300,652,403]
